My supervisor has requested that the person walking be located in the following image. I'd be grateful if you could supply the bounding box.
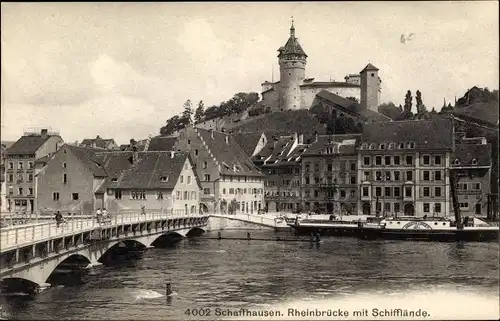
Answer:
[141,205,146,215]
[96,208,102,224]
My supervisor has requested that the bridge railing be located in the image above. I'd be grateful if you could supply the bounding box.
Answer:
[0,211,207,251]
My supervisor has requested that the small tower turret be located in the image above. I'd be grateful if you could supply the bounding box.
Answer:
[360,63,381,111]
[278,19,307,111]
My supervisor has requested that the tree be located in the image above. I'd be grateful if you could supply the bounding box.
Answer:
[194,100,205,123]
[378,102,403,120]
[402,90,414,119]
[160,115,188,136]
[182,99,193,122]
[415,90,429,119]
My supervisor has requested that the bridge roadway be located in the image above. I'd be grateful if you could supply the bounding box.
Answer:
[0,211,209,291]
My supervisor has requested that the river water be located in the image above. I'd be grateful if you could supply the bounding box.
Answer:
[0,229,498,320]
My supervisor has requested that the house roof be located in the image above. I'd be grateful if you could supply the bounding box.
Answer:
[66,145,108,177]
[361,118,454,150]
[316,90,391,122]
[97,151,196,191]
[81,136,116,149]
[450,101,499,127]
[232,132,264,157]
[452,143,491,167]
[303,134,361,156]
[148,136,178,151]
[263,135,295,165]
[95,152,135,178]
[196,128,263,176]
[6,135,54,155]
[360,63,379,73]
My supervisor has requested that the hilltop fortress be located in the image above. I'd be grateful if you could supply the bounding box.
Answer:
[261,22,381,112]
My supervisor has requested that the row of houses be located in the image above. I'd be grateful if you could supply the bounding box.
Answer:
[1,116,493,218]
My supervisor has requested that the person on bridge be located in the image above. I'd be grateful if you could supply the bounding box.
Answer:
[141,205,146,215]
[55,211,63,227]
[96,208,102,224]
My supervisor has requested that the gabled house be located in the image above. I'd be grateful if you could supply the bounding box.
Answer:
[5,129,64,213]
[95,151,201,214]
[174,124,265,214]
[80,135,120,150]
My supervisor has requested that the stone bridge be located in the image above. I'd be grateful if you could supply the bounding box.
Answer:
[0,211,209,292]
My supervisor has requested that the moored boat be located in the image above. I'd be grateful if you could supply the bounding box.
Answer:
[288,214,381,237]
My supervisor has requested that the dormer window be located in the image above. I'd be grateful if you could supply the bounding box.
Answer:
[369,144,375,150]
[399,142,405,149]
[388,143,395,149]
[361,143,368,150]
[471,159,477,165]
[454,159,460,165]
[111,178,118,182]
[409,142,415,148]
[160,176,169,182]
[379,143,385,150]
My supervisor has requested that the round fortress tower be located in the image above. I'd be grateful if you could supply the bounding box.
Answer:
[278,21,307,111]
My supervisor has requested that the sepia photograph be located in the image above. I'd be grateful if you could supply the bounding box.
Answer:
[0,2,498,320]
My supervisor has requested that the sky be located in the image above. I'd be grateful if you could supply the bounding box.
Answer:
[1,2,498,144]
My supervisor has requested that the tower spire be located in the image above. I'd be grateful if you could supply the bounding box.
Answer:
[290,16,295,37]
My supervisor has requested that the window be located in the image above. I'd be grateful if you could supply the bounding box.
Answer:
[327,164,333,171]
[434,187,442,197]
[195,149,199,156]
[63,174,67,184]
[131,191,146,200]
[18,188,23,195]
[423,203,430,213]
[350,163,356,171]
[304,163,310,172]
[28,173,33,182]
[394,156,400,165]
[187,139,191,145]
[474,183,481,190]
[394,171,400,181]
[115,190,122,199]
[459,202,469,210]
[28,188,33,195]
[187,176,192,184]
[406,171,413,181]
[161,176,168,182]
[305,177,310,184]
[28,161,34,169]
[394,187,401,197]
[394,203,400,213]
[204,188,211,195]
[364,171,370,181]
[423,171,430,181]
[229,188,235,194]
[406,155,413,166]
[363,157,370,166]
[7,174,13,182]
[379,143,385,150]
[435,203,441,213]
[423,155,430,165]
[384,203,391,212]
[184,191,189,200]
[63,162,67,168]
[384,156,391,165]
[18,161,24,170]
[385,171,391,181]
[375,156,382,165]
[157,191,164,200]
[384,187,391,197]
[53,192,60,201]
[314,190,319,197]
[375,187,382,197]
[203,161,208,169]
[375,171,382,181]
[409,142,415,148]
[8,186,13,195]
[72,193,79,200]
[362,186,369,197]
[405,186,412,197]
[176,191,180,200]
[340,190,346,198]
[191,191,196,200]
[434,171,442,181]
[350,176,356,184]
[434,155,442,165]
[8,162,13,169]
[204,174,210,181]
[423,187,430,197]
[314,163,319,172]
[180,175,184,183]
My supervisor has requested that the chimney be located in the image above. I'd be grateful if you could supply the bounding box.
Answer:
[299,134,304,144]
[225,135,229,145]
[132,151,138,164]
[210,129,214,139]
[96,135,100,139]
[41,129,48,139]
[170,151,175,159]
